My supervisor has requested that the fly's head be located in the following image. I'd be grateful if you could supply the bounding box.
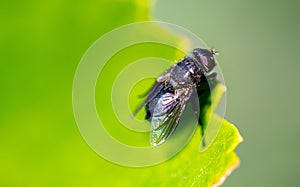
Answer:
[192,48,218,73]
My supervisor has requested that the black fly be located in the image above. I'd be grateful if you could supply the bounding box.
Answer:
[134,48,218,146]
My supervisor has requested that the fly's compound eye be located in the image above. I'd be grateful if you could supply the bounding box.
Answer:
[193,48,217,72]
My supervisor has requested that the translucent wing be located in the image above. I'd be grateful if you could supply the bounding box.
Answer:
[149,90,190,146]
[133,68,172,117]
[132,81,165,117]
[132,65,193,146]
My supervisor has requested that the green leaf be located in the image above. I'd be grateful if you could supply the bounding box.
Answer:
[1,1,242,186]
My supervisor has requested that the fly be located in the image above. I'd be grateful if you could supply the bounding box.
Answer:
[134,48,218,146]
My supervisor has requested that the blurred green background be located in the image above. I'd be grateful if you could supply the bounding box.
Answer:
[154,0,300,186]
[1,0,299,186]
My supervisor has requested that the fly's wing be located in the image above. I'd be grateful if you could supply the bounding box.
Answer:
[132,81,164,117]
[132,68,172,117]
[149,90,190,146]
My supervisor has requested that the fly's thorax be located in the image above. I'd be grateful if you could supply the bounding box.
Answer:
[177,57,201,74]
[168,73,193,88]
[170,58,201,87]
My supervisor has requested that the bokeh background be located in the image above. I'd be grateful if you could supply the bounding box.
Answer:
[1,0,300,186]
[155,0,300,186]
